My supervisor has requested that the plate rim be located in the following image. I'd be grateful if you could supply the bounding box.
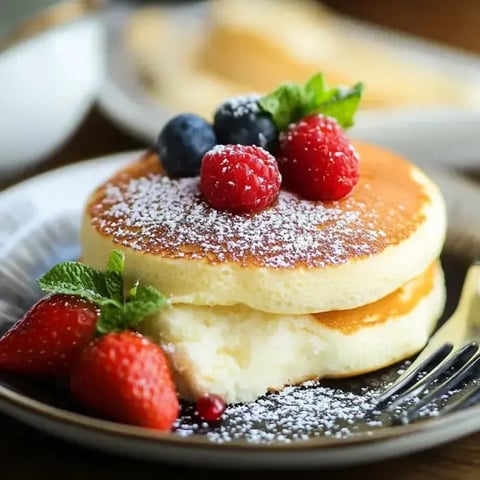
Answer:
[2,378,480,452]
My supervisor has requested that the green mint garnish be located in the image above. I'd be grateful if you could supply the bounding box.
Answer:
[123,286,167,327]
[106,248,125,274]
[258,72,363,131]
[105,249,125,303]
[37,262,115,306]
[259,83,306,134]
[37,250,167,336]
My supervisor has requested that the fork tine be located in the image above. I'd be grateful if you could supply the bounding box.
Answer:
[393,352,480,425]
[377,261,480,404]
[386,342,479,409]
[439,383,480,415]
[375,343,453,405]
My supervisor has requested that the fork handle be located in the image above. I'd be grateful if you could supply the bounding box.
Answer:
[408,262,480,371]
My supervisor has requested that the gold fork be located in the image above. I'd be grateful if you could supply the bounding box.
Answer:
[376,260,480,423]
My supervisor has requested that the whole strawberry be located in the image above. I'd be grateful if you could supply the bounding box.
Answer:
[0,294,98,376]
[278,114,360,201]
[70,331,179,431]
[0,250,167,381]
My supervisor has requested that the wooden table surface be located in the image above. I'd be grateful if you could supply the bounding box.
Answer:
[3,1,480,478]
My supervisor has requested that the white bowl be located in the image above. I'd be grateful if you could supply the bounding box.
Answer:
[0,8,104,177]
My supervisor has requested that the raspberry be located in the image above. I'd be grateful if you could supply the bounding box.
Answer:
[200,144,281,213]
[277,114,359,201]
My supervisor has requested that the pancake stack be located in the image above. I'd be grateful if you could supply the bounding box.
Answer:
[81,141,447,403]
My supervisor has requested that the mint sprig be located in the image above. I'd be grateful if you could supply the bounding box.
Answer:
[258,73,363,131]
[37,250,167,335]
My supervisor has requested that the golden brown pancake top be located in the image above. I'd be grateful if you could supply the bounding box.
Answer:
[87,141,428,269]
[314,262,437,334]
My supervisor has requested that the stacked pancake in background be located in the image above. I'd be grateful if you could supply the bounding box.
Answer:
[81,140,447,404]
[125,0,473,118]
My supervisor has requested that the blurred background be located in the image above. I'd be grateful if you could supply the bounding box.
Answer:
[2,0,480,187]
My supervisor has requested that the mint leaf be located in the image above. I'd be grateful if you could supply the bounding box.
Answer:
[128,279,140,300]
[258,72,363,131]
[38,250,168,336]
[123,286,167,328]
[107,250,125,275]
[37,262,112,304]
[98,284,167,335]
[97,303,125,335]
[304,73,328,106]
[104,272,123,304]
[259,83,306,131]
[96,285,166,335]
[311,82,363,129]
[104,250,125,303]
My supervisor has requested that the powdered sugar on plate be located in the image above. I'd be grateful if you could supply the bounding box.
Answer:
[175,381,378,443]
[174,367,459,444]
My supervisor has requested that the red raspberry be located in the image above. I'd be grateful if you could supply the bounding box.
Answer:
[200,144,281,213]
[278,114,359,201]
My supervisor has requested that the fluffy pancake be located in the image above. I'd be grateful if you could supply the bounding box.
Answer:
[126,0,474,116]
[81,141,446,314]
[140,262,445,403]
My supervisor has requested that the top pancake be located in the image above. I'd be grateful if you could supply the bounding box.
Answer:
[81,141,446,314]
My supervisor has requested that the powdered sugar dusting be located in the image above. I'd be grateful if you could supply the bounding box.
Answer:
[91,173,387,268]
[205,384,376,443]
[173,368,457,444]
[216,93,261,118]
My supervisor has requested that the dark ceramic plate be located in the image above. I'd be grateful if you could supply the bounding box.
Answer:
[0,154,480,470]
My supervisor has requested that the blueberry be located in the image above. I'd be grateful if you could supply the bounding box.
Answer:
[213,95,278,153]
[156,114,217,177]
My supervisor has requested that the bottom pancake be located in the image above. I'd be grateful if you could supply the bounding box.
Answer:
[140,262,445,404]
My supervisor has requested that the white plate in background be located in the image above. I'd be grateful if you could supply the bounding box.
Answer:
[97,3,480,171]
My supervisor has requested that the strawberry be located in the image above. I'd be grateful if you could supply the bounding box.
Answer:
[70,331,179,431]
[0,294,98,376]
[0,249,167,380]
